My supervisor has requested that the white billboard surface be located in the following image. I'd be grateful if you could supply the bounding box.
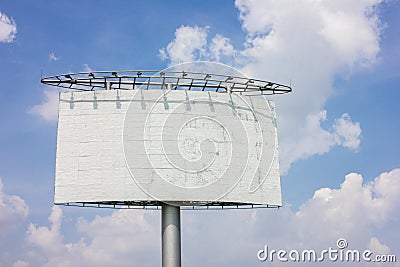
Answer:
[55,89,281,206]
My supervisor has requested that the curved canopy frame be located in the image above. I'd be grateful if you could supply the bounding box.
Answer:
[41,70,292,96]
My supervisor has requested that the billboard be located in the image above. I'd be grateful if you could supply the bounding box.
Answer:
[55,89,281,207]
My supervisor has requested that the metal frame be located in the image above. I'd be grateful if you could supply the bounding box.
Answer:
[43,69,289,210]
[57,201,281,210]
[41,70,292,95]
[43,69,291,267]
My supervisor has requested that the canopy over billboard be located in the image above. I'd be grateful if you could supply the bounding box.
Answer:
[55,89,281,208]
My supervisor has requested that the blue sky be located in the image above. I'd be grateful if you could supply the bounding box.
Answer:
[1,1,399,266]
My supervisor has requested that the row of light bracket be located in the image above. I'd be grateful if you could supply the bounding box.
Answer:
[41,70,292,95]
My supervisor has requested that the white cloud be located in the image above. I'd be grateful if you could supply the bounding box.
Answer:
[368,237,390,256]
[159,25,209,65]
[183,169,400,266]
[28,89,59,122]
[49,52,59,62]
[15,169,400,266]
[0,177,29,238]
[280,110,361,173]
[333,113,362,151]
[236,0,382,69]
[300,169,400,228]
[161,0,382,173]
[318,2,382,68]
[209,34,236,62]
[0,177,29,266]
[26,206,64,257]
[23,207,159,267]
[0,11,17,43]
[235,0,381,173]
[159,26,238,66]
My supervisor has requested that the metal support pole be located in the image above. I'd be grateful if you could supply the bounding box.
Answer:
[162,204,181,267]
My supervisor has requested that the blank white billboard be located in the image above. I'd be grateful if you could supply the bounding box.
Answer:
[55,89,281,206]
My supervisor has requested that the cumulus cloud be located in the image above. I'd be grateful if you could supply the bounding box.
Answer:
[368,237,391,256]
[182,169,400,266]
[0,177,29,266]
[333,113,362,151]
[159,25,209,65]
[23,207,159,267]
[159,26,237,65]
[14,169,400,266]
[236,0,381,173]
[280,110,361,172]
[49,52,59,62]
[299,169,400,229]
[209,34,237,62]
[26,206,64,256]
[28,89,59,122]
[236,0,382,68]
[0,178,29,239]
[0,11,17,43]
[160,0,382,173]
[0,177,29,238]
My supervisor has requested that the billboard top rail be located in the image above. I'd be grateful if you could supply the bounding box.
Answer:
[41,70,292,96]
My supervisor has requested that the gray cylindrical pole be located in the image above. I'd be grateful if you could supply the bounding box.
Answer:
[162,204,181,267]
